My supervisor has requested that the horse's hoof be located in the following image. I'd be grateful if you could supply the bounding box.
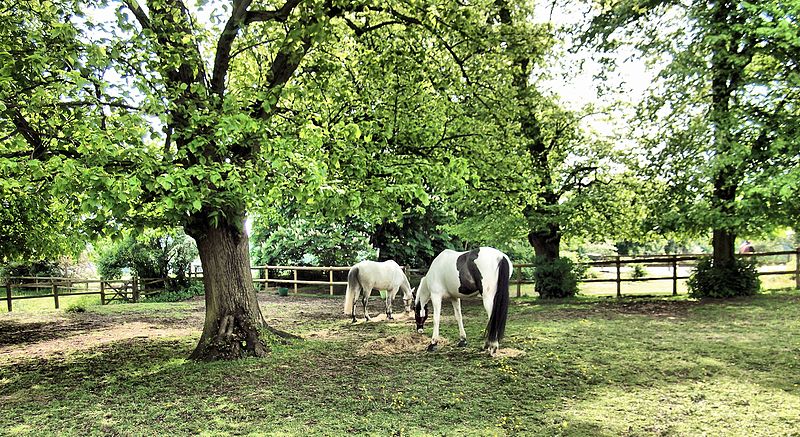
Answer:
[416,328,424,334]
[457,339,467,348]
[427,343,439,352]
[387,314,394,320]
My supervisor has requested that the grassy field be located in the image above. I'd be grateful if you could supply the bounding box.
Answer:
[0,290,799,436]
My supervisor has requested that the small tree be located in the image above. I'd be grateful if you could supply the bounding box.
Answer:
[95,229,198,289]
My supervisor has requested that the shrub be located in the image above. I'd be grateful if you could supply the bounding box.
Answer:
[688,258,760,299]
[143,280,205,303]
[65,303,87,313]
[631,264,647,279]
[532,257,580,299]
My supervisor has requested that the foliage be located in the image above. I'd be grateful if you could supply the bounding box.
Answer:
[142,280,204,303]
[0,260,61,280]
[581,0,800,253]
[630,264,647,280]
[372,206,463,268]
[93,229,197,287]
[532,256,580,299]
[688,257,761,299]
[250,217,374,267]
[64,302,87,313]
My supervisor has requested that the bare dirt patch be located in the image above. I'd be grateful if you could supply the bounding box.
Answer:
[0,322,196,361]
[493,348,526,358]
[358,333,439,355]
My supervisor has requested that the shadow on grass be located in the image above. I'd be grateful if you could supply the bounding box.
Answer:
[0,319,113,347]
[0,291,797,435]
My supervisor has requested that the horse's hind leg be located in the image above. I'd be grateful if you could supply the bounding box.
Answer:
[452,298,467,347]
[361,289,371,322]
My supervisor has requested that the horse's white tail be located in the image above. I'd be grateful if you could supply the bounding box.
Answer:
[487,257,510,343]
[344,266,360,315]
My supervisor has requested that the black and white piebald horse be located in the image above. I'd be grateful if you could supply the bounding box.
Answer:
[344,260,414,323]
[414,247,512,356]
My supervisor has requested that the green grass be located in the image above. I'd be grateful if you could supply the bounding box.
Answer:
[0,291,799,435]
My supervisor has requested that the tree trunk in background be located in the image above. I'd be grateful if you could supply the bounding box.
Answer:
[712,228,736,267]
[708,0,741,270]
[528,223,561,261]
[187,219,269,360]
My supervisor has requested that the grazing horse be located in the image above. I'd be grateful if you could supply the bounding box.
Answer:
[344,260,414,323]
[414,247,512,356]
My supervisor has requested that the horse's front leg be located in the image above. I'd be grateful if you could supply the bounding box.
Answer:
[452,298,467,347]
[385,288,399,320]
[427,295,443,352]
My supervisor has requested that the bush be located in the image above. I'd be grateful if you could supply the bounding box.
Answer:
[631,264,647,279]
[688,258,760,299]
[143,281,205,303]
[65,303,87,313]
[533,257,580,299]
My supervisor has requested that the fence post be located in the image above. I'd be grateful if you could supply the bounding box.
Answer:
[100,281,106,305]
[132,277,140,302]
[516,266,522,298]
[5,282,11,312]
[615,256,622,298]
[265,267,269,290]
[672,255,678,296]
[796,247,800,290]
[293,269,298,294]
[52,282,59,309]
[329,269,334,296]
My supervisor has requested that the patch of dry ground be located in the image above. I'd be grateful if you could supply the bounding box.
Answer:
[0,322,196,360]
[0,292,708,363]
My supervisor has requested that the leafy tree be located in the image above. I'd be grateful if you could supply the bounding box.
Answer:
[437,1,643,298]
[371,206,463,268]
[1,0,525,359]
[250,217,374,267]
[582,0,800,292]
[94,229,198,288]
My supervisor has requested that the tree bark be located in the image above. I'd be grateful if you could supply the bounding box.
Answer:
[708,0,740,270]
[712,228,736,267]
[528,223,561,261]
[187,219,270,361]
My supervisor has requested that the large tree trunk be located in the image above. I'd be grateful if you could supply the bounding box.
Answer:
[528,223,561,261]
[712,228,736,267]
[187,219,269,361]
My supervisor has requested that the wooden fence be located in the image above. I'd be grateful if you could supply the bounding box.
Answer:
[2,277,169,312]
[513,249,800,297]
[5,248,798,311]
[189,265,352,295]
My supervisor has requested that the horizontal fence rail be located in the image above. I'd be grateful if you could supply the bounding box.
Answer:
[2,277,170,312]
[513,249,800,298]
[4,248,798,311]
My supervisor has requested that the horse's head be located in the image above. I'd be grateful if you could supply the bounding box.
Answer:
[402,287,415,315]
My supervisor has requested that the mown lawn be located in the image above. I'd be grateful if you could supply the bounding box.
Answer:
[0,290,798,436]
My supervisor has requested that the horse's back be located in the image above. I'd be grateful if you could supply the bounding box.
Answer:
[427,247,512,296]
[354,260,405,289]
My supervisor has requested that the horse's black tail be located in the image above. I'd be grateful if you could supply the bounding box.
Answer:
[344,266,360,315]
[487,257,510,343]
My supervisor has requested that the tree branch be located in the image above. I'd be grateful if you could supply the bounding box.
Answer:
[244,0,303,24]
[122,0,152,30]
[211,0,254,96]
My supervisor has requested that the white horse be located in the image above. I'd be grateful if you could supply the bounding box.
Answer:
[343,260,414,323]
[414,247,512,356]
